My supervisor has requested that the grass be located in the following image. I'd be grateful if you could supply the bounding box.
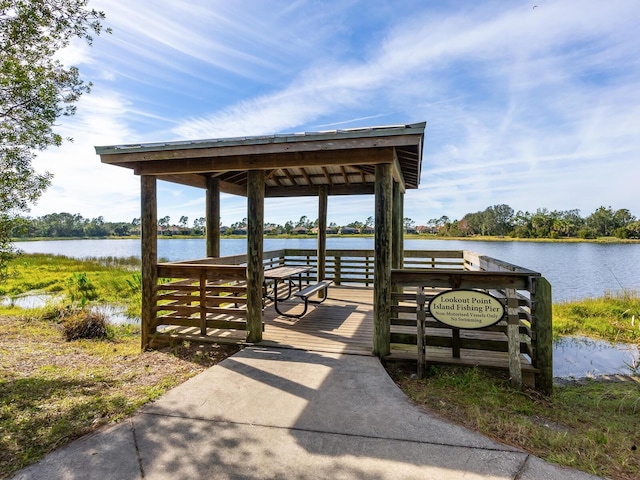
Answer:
[0,254,142,318]
[387,365,640,480]
[0,315,238,479]
[553,290,640,344]
[0,254,240,478]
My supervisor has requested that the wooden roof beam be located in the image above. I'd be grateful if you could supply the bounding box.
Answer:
[224,171,247,184]
[270,171,284,187]
[125,148,395,175]
[340,166,350,185]
[282,168,297,186]
[152,173,248,196]
[306,172,326,182]
[265,183,374,197]
[299,167,313,185]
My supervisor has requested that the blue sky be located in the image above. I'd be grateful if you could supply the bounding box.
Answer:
[30,0,640,227]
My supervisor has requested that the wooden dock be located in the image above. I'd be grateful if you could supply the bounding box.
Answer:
[156,285,537,384]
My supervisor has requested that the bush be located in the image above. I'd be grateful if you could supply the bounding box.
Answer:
[67,272,98,306]
[614,227,629,239]
[577,227,596,239]
[63,310,108,340]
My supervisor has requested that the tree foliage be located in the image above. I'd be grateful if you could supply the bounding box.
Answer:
[0,0,108,280]
[435,204,637,239]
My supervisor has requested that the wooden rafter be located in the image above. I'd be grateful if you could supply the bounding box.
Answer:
[271,171,284,187]
[299,167,312,185]
[340,166,350,185]
[321,167,333,185]
[225,171,247,185]
[282,168,297,186]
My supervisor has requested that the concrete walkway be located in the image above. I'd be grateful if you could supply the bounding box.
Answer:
[12,347,602,480]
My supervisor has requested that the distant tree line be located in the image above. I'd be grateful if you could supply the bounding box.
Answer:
[12,205,640,240]
[435,205,639,239]
[13,213,138,238]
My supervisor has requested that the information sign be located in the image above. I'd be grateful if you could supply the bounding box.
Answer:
[428,289,505,329]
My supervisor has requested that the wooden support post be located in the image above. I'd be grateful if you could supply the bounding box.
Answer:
[140,175,157,350]
[417,286,426,378]
[206,176,220,258]
[506,288,522,389]
[392,182,404,270]
[246,170,264,343]
[374,163,392,356]
[391,182,404,301]
[317,185,328,298]
[533,277,553,395]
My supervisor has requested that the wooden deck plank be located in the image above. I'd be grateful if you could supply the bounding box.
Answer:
[260,286,374,354]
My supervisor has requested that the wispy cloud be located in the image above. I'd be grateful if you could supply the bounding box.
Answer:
[28,0,640,225]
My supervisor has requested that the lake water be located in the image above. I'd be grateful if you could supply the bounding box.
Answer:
[14,237,640,302]
[10,237,640,378]
[554,336,639,378]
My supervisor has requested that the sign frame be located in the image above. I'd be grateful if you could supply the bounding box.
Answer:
[428,289,506,330]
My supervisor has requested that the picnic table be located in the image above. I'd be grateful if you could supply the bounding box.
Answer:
[263,265,312,301]
[263,266,331,318]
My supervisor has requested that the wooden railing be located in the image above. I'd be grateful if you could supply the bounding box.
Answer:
[389,252,552,395]
[153,263,248,336]
[150,249,552,394]
[150,249,466,331]
[264,249,467,285]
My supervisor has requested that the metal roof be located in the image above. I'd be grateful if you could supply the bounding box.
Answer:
[96,122,426,197]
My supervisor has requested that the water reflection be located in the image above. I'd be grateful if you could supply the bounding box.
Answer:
[0,293,61,309]
[553,336,639,378]
[90,304,138,325]
[0,294,137,325]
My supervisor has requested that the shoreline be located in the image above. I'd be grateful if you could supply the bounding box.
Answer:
[12,234,640,245]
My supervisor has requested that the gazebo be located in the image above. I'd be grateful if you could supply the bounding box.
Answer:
[96,122,553,394]
[96,123,424,350]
